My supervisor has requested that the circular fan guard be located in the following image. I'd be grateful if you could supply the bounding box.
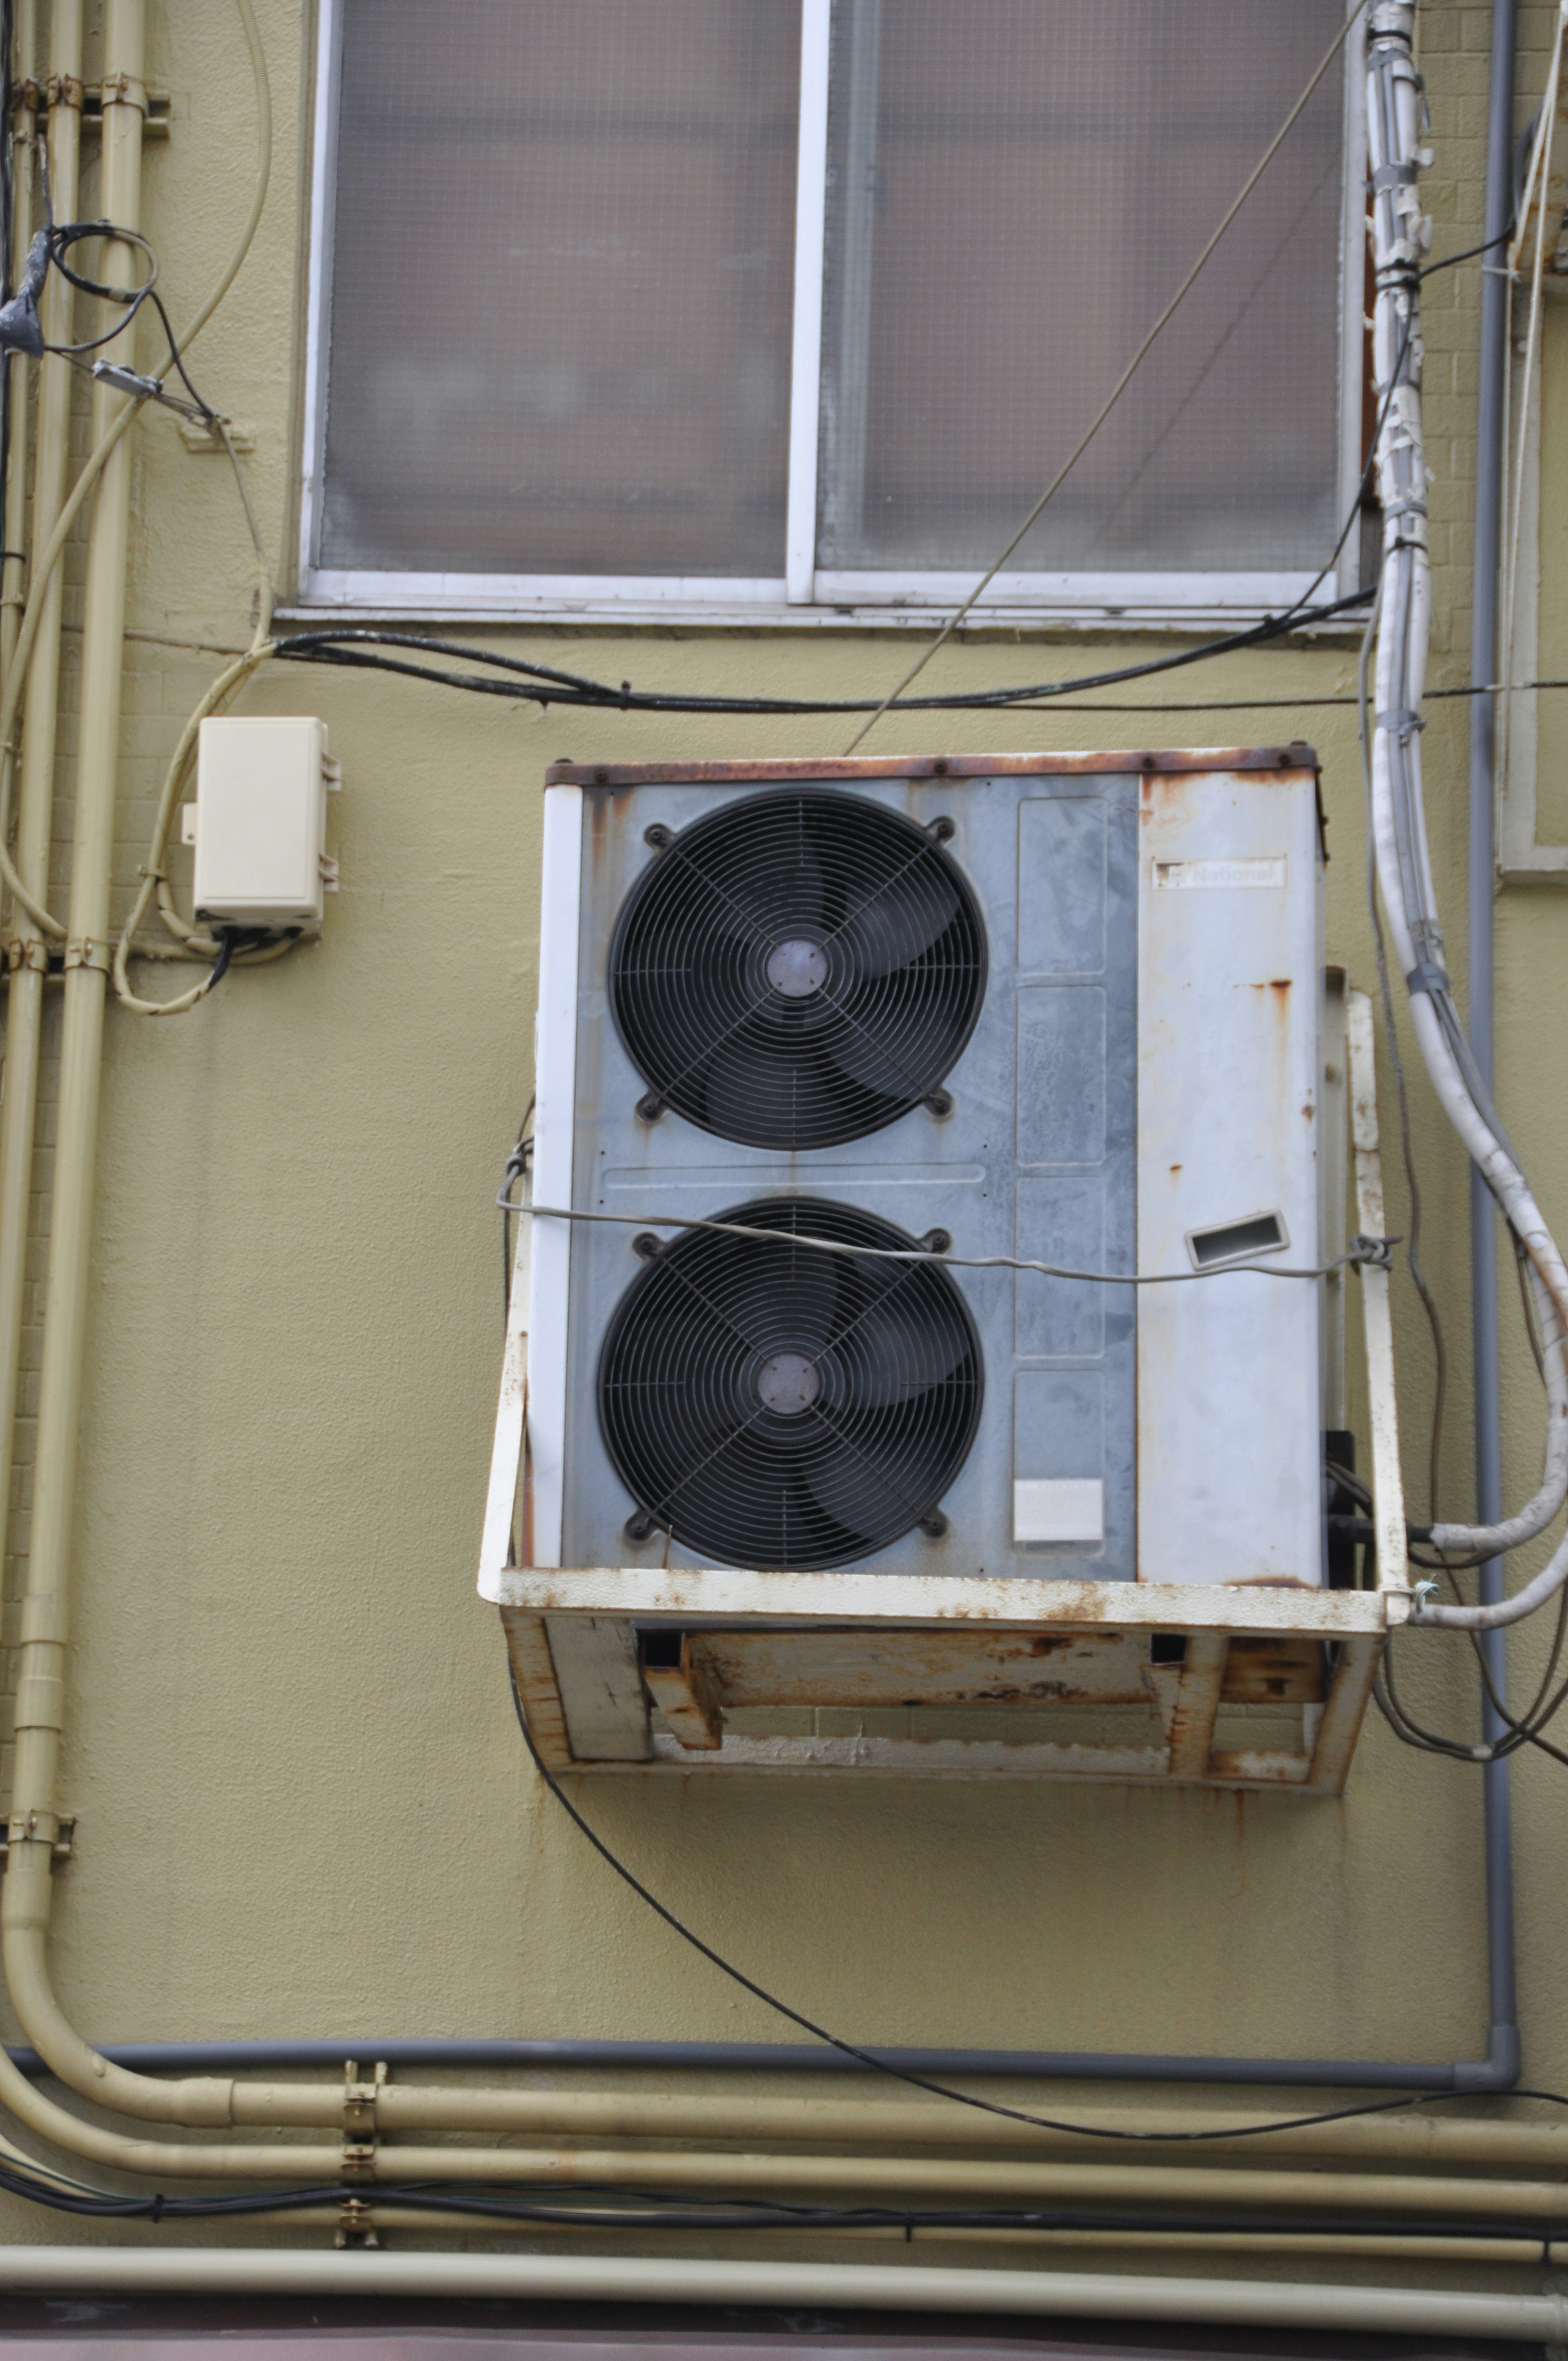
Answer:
[609,789,987,1150]
[597,1198,982,1572]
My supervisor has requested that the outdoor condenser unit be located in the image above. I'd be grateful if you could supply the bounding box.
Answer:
[483,753,1409,1792]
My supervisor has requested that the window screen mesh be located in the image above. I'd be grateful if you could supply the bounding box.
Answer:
[319,1,799,579]
[816,0,1348,577]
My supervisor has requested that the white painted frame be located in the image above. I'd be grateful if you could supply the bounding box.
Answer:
[524,786,583,1569]
[299,0,1367,623]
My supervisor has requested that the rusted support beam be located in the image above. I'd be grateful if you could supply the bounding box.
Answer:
[1304,1634,1383,1795]
[1165,1631,1229,1777]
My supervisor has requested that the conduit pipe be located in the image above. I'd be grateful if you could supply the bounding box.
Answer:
[0,0,82,1760]
[141,2216,1568,2266]
[0,2,35,691]
[0,2250,1558,2339]
[1,0,145,2055]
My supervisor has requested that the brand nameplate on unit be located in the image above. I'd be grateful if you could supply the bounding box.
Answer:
[1153,857,1287,891]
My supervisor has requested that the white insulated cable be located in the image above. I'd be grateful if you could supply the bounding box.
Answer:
[1363,3,1568,1621]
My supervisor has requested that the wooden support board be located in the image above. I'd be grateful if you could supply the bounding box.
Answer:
[497,1575,1390,1791]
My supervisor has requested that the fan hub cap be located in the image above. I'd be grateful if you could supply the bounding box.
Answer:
[765,937,829,999]
[755,1351,822,1416]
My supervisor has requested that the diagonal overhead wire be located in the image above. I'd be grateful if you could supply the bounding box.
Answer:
[840,0,1371,754]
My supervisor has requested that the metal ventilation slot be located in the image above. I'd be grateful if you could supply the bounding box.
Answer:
[1187,1210,1287,1270]
[597,1197,982,1571]
[608,788,987,1150]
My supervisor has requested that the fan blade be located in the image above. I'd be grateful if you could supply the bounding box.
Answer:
[801,1428,914,1550]
[833,854,960,984]
[829,1280,973,1410]
[823,1018,922,1105]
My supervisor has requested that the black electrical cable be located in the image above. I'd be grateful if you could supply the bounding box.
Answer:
[202,926,239,996]
[1420,223,1516,278]
[1,2145,1568,2244]
[505,1661,1568,2144]
[270,589,1375,724]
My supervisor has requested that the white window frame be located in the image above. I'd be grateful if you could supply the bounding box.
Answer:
[297,0,1368,626]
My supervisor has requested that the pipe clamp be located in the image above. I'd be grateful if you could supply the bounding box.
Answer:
[62,938,110,975]
[341,2058,387,2179]
[0,1811,73,1863]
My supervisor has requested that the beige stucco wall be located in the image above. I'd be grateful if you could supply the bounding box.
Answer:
[0,0,1564,2292]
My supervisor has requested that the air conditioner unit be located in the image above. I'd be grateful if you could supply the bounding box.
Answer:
[484,752,1406,1790]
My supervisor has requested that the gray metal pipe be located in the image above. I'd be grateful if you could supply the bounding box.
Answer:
[0,2037,1514,2088]
[1468,0,1521,2075]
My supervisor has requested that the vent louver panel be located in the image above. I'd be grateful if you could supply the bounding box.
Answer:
[597,1198,982,1571]
[608,789,987,1149]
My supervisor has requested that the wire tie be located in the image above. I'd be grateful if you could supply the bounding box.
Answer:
[1349,1234,1401,1271]
[1404,960,1450,996]
[1411,1578,1440,1610]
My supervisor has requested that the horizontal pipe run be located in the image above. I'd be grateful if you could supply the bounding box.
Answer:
[3,2039,1500,2091]
[17,2051,1568,2172]
[184,2214,1568,2263]
[325,2146,1568,2218]
[0,2250,1557,2336]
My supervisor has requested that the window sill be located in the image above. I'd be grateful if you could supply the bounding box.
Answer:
[278,586,1363,639]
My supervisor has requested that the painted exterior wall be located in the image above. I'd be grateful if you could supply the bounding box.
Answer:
[0,0,1564,2295]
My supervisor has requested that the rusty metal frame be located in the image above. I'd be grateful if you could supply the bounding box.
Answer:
[481,951,1402,1795]
[545,747,1319,790]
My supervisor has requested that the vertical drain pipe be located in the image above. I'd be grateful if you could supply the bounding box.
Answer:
[1468,0,1521,2083]
[0,2,83,1789]
[3,0,142,1921]
[0,1,36,690]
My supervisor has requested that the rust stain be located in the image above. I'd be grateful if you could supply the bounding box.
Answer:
[549,749,1319,790]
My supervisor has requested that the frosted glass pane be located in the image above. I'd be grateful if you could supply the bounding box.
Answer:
[817,0,1347,576]
[320,1,799,578]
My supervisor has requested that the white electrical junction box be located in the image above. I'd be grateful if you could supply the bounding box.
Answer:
[186,716,339,927]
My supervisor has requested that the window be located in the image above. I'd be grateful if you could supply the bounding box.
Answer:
[302,0,1361,619]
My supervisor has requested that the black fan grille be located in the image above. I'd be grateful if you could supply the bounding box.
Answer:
[609,789,986,1150]
[597,1198,982,1572]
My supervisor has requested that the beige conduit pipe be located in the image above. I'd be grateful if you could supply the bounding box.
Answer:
[0,2,35,688]
[0,0,82,1775]
[2,9,144,2067]
[0,2250,1556,2339]
[124,2217,1568,2265]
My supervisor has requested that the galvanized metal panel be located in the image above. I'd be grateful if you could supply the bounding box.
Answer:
[552,768,1138,1583]
[1136,768,1323,1585]
[532,753,1323,1595]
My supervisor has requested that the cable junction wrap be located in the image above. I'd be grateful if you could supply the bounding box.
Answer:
[1364,3,1568,1625]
